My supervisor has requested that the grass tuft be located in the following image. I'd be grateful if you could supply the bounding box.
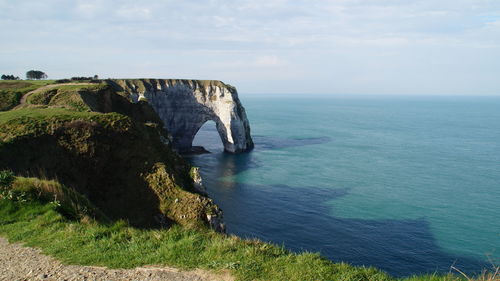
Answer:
[451,265,499,281]
[8,176,107,222]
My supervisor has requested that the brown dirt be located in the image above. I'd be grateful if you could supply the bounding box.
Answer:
[0,237,233,281]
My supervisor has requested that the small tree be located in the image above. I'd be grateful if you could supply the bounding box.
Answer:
[93,74,99,79]
[26,70,47,80]
[1,74,20,80]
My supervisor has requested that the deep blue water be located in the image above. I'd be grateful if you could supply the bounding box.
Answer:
[186,95,500,277]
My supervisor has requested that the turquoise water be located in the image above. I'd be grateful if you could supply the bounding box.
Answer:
[187,95,500,277]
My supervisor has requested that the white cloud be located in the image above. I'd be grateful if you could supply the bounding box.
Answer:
[115,6,152,20]
[254,56,286,67]
[76,3,100,18]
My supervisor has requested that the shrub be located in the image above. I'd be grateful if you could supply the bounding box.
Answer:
[70,77,93,81]
[9,177,106,221]
[0,170,14,188]
[26,70,47,80]
[1,74,20,80]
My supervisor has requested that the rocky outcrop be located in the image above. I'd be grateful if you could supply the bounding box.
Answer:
[106,79,254,153]
[189,166,225,232]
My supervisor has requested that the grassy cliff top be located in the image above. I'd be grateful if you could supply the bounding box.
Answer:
[0,80,56,111]
[0,108,130,143]
[107,79,236,94]
[0,107,104,123]
[0,80,56,89]
[0,79,237,112]
[109,78,228,87]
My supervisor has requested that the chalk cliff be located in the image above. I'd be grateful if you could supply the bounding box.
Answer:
[107,79,254,153]
[0,81,227,231]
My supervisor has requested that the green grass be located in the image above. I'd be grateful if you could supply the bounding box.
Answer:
[0,176,466,281]
[22,80,56,85]
[0,107,128,131]
[5,176,107,222]
[0,108,131,143]
[25,83,107,112]
[51,83,105,90]
[0,107,101,123]
[0,199,389,281]
[0,80,104,112]
[0,80,54,111]
[0,80,55,89]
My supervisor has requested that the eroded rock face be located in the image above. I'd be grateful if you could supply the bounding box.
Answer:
[107,79,254,153]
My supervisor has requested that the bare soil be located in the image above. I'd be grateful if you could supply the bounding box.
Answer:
[0,237,233,281]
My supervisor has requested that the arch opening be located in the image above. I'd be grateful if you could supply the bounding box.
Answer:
[192,120,225,153]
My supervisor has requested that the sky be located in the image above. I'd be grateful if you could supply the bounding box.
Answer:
[1,0,499,95]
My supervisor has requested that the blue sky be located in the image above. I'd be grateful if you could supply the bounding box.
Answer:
[1,0,499,95]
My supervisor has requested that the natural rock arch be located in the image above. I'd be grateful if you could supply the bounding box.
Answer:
[191,120,226,151]
[108,79,254,153]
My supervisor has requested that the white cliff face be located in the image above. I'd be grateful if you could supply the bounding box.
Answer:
[108,79,254,153]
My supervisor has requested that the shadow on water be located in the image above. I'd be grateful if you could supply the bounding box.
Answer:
[213,182,487,277]
[186,134,488,277]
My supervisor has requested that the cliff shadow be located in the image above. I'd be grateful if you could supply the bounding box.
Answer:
[207,181,489,277]
[0,130,171,229]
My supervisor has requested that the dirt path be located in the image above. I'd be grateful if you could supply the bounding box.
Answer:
[15,83,94,109]
[0,237,233,281]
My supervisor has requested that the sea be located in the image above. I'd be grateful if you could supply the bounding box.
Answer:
[185,94,500,277]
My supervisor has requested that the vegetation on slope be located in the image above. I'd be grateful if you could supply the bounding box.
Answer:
[0,80,54,111]
[0,171,106,222]
[0,81,221,229]
[20,82,164,123]
[0,107,219,228]
[25,83,107,112]
[1,175,467,281]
